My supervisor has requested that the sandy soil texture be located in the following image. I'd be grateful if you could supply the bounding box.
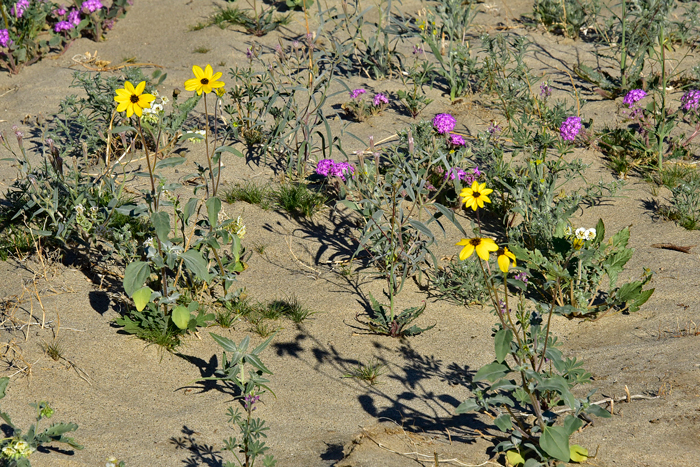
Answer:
[0,0,699,466]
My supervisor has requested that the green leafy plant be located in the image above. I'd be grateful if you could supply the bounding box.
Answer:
[0,377,82,466]
[273,183,326,218]
[0,0,131,74]
[197,333,277,467]
[343,357,386,385]
[199,5,290,36]
[531,0,601,38]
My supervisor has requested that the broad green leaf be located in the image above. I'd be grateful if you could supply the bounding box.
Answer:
[206,197,222,227]
[155,156,186,170]
[171,305,190,330]
[474,362,510,382]
[123,261,151,297]
[563,415,583,436]
[494,329,513,363]
[132,286,152,312]
[585,404,611,418]
[180,249,211,283]
[629,287,654,313]
[210,332,238,353]
[151,211,171,243]
[538,375,576,410]
[455,398,479,414]
[570,445,588,463]
[540,426,570,462]
[495,414,513,432]
[0,377,8,399]
[214,145,244,158]
[506,450,525,466]
[110,125,136,133]
[183,198,199,225]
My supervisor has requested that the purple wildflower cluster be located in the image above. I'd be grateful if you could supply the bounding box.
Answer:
[11,0,29,18]
[560,116,582,142]
[540,81,552,99]
[514,271,528,283]
[81,0,104,13]
[0,30,11,48]
[316,159,355,181]
[448,133,465,147]
[681,90,700,112]
[444,166,480,184]
[373,93,389,107]
[622,89,647,108]
[244,394,261,411]
[433,113,456,134]
[54,8,81,32]
[412,45,424,55]
[349,89,367,99]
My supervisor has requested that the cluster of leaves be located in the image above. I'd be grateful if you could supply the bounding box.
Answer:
[0,377,82,466]
[0,0,131,74]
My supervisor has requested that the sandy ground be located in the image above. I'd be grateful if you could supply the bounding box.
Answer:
[0,0,699,466]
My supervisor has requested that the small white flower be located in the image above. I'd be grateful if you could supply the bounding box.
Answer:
[75,204,85,215]
[564,226,572,236]
[2,446,16,457]
[144,237,154,249]
[91,206,99,214]
[584,228,596,241]
[160,96,170,105]
[152,103,164,113]
[575,227,586,240]
[195,129,206,136]
[152,89,159,97]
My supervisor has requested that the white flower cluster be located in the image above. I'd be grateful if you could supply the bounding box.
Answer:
[2,440,31,459]
[565,226,597,241]
[141,91,169,124]
[106,456,123,467]
[218,211,246,239]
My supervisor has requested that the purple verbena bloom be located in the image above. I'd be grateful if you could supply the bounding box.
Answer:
[681,90,700,112]
[433,113,456,134]
[373,93,389,107]
[11,0,29,18]
[540,81,552,99]
[53,6,66,16]
[350,89,367,99]
[622,89,647,108]
[560,116,582,142]
[0,30,10,48]
[444,167,466,181]
[54,20,74,32]
[472,166,481,177]
[244,394,261,411]
[448,133,465,147]
[316,159,334,176]
[514,271,528,283]
[330,161,355,181]
[412,45,424,55]
[81,0,103,13]
[68,9,80,25]
[487,121,501,135]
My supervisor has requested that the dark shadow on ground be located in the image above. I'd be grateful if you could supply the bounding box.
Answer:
[170,426,224,467]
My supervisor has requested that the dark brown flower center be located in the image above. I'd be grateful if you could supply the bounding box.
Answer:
[472,191,481,198]
[130,94,140,103]
[470,238,481,246]
[201,78,209,85]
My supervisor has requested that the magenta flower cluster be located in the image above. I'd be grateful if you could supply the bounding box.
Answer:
[0,30,10,48]
[623,89,647,108]
[82,0,104,13]
[349,89,367,99]
[373,93,389,107]
[11,0,29,18]
[54,9,81,32]
[316,159,355,181]
[433,113,456,134]
[445,166,480,184]
[560,116,582,142]
[681,90,700,112]
[448,133,465,147]
[540,82,552,99]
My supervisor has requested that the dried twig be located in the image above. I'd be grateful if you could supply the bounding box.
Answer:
[650,243,695,254]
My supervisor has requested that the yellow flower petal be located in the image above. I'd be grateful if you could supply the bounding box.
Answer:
[184,78,200,92]
[124,81,135,93]
[497,247,516,273]
[475,238,498,260]
[134,81,146,95]
[125,105,134,118]
[116,101,129,112]
[211,71,223,81]
[192,65,204,79]
[459,243,475,261]
[115,88,130,98]
[204,64,214,78]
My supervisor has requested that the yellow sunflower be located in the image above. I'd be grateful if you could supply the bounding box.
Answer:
[114,81,155,118]
[184,65,225,95]
[497,247,516,273]
[456,237,498,261]
[460,181,493,211]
